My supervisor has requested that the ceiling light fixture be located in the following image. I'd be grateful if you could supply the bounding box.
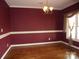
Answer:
[43,0,54,14]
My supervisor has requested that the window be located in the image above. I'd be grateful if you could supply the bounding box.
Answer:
[66,11,79,41]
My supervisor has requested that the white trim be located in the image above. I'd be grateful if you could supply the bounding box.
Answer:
[0,30,64,39]
[11,41,79,50]
[61,41,79,50]
[11,41,61,47]
[1,41,61,59]
[67,39,79,42]
[10,30,64,34]
[0,32,11,39]
[72,39,79,42]
[7,5,60,10]
[9,5,42,9]
[1,45,12,59]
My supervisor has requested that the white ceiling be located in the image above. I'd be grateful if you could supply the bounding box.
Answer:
[5,0,79,10]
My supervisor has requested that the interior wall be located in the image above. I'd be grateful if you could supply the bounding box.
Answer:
[62,2,79,47]
[10,8,64,44]
[0,0,78,58]
[10,9,63,31]
[0,0,11,58]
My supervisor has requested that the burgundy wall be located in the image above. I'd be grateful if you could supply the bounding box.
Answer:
[0,36,11,58]
[62,2,79,47]
[11,33,64,44]
[0,0,10,34]
[0,0,11,58]
[10,8,64,44]
[10,8,63,31]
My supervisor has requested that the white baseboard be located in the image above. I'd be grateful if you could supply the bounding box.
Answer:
[11,41,61,47]
[61,41,79,50]
[11,41,79,50]
[1,45,12,59]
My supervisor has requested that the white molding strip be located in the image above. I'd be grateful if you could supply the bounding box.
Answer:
[0,32,11,39]
[1,41,61,59]
[5,5,60,10]
[1,45,12,59]
[10,30,64,34]
[0,30,64,39]
[61,41,79,50]
[9,41,79,50]
[11,41,61,47]
[9,5,42,9]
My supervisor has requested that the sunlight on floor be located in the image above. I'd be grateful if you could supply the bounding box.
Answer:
[66,52,79,59]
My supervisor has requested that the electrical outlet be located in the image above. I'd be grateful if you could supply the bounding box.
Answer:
[1,28,3,32]
[48,37,51,40]
[7,43,9,47]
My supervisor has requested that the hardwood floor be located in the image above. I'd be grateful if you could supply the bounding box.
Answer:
[4,43,79,59]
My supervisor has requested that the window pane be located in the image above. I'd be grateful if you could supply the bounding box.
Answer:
[68,15,76,27]
[71,27,76,39]
[77,27,79,39]
[78,12,79,26]
[66,26,70,38]
[77,12,79,40]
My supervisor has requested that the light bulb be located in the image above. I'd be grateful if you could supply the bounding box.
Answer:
[43,6,48,12]
[49,7,53,11]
